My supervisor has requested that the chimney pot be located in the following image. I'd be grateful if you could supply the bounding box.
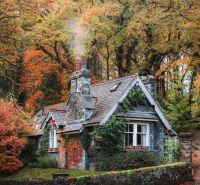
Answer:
[76,59,82,70]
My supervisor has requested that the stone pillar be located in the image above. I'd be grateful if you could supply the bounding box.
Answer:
[178,132,193,163]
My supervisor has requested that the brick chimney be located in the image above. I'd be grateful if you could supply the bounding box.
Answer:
[68,58,95,120]
[75,58,82,70]
[70,58,91,94]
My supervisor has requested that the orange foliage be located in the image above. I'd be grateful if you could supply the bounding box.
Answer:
[25,91,44,112]
[20,50,59,92]
[20,50,61,113]
[0,99,32,174]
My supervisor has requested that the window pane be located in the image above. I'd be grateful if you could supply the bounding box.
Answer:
[129,124,133,132]
[126,125,129,132]
[137,125,141,132]
[128,133,133,145]
[141,125,147,133]
[50,130,54,137]
[50,138,54,147]
[137,133,142,145]
[142,134,146,146]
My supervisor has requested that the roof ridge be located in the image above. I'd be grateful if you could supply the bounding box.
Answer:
[49,109,67,112]
[45,102,65,109]
[91,74,136,87]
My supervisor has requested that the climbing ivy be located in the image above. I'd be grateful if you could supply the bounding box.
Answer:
[93,116,127,155]
[38,125,50,156]
[89,87,152,170]
[117,86,149,113]
[162,139,179,164]
[80,129,92,152]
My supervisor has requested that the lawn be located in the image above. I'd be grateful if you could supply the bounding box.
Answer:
[3,168,104,180]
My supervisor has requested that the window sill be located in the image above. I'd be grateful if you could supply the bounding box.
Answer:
[48,148,58,153]
[125,146,148,150]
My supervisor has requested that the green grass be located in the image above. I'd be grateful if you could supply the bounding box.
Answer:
[2,162,188,180]
[3,168,104,180]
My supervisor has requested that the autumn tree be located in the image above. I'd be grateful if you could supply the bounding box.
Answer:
[0,0,56,97]
[82,0,200,90]
[0,99,32,174]
[16,1,77,112]
[0,0,199,128]
[19,49,66,113]
[162,81,193,131]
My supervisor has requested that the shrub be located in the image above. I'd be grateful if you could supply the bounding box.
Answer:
[37,156,57,168]
[90,149,156,171]
[21,138,38,166]
[162,139,179,164]
[93,116,127,155]
[0,99,31,174]
[38,126,50,156]
[28,162,38,168]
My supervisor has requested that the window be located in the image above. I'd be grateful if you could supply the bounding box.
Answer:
[125,123,149,149]
[125,124,134,146]
[136,124,147,146]
[49,129,57,148]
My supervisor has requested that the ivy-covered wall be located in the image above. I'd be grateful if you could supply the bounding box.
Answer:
[116,86,165,161]
[62,135,85,169]
[116,86,150,113]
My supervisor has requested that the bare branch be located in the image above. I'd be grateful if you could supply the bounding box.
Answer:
[0,75,20,86]
[0,56,17,66]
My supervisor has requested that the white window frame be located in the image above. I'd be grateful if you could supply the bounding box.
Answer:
[49,129,57,148]
[125,123,150,148]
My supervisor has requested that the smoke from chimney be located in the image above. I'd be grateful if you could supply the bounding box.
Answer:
[69,18,88,58]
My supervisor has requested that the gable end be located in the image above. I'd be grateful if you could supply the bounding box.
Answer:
[100,74,176,135]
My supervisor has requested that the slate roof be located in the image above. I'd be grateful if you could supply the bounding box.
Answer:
[33,74,175,135]
[33,103,68,134]
[48,109,66,126]
[57,123,83,134]
[86,75,136,124]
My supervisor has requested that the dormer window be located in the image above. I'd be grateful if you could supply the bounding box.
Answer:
[125,123,149,149]
[110,82,121,92]
[49,129,57,148]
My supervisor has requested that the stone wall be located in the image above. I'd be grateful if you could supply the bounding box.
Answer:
[178,132,193,163]
[0,162,192,185]
[154,122,164,162]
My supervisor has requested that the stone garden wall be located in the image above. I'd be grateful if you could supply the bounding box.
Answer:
[0,162,192,185]
[178,132,193,163]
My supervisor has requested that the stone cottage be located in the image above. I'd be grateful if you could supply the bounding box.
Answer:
[32,59,176,169]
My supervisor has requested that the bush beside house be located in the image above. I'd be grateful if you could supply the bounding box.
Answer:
[88,116,156,171]
[90,150,155,171]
